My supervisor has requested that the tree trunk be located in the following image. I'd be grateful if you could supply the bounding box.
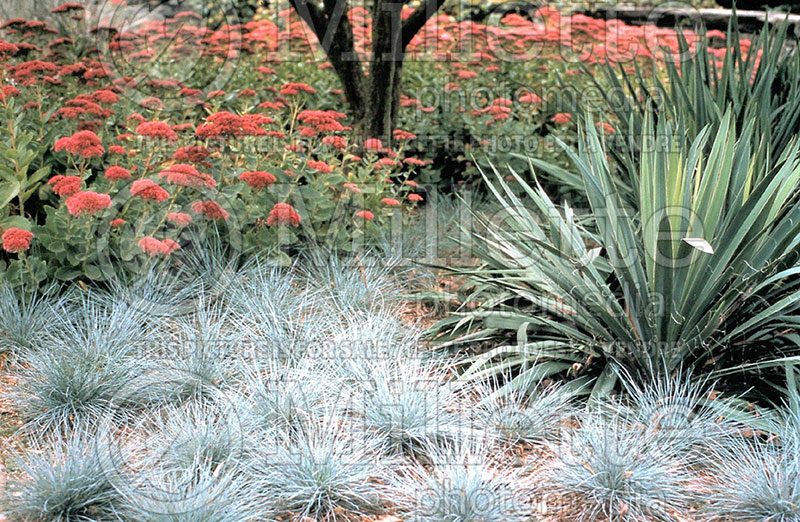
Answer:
[288,0,447,146]
[362,0,403,144]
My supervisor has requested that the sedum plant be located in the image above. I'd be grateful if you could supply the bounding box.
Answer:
[433,111,800,397]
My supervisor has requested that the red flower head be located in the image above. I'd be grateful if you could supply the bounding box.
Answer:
[110,218,125,227]
[130,179,169,202]
[54,130,104,158]
[343,182,361,194]
[363,138,383,151]
[519,92,542,104]
[239,170,276,189]
[138,236,169,256]
[375,158,397,169]
[299,127,318,138]
[166,212,192,226]
[51,3,85,13]
[191,200,229,221]
[321,136,347,149]
[551,113,572,126]
[104,166,130,181]
[307,160,333,173]
[597,121,615,134]
[48,175,82,197]
[65,190,112,216]
[266,202,301,227]
[381,197,400,207]
[393,129,417,141]
[279,82,316,96]
[162,238,180,254]
[138,97,165,110]
[0,85,20,101]
[174,146,210,164]
[135,121,177,142]
[354,210,374,220]
[91,89,119,104]
[108,145,127,155]
[158,163,216,188]
[195,111,273,139]
[1,228,33,253]
[408,193,423,202]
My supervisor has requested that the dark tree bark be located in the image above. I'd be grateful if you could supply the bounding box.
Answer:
[288,0,446,146]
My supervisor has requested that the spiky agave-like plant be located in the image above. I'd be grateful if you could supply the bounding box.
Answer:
[546,412,692,521]
[3,421,130,522]
[252,418,389,520]
[432,110,800,399]
[388,439,534,522]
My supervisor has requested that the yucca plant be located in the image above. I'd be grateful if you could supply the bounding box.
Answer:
[545,15,800,205]
[433,111,800,397]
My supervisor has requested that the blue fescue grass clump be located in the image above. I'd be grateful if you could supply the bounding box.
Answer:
[224,262,332,363]
[388,440,533,522]
[123,463,264,522]
[706,434,800,522]
[328,309,420,379]
[3,422,130,522]
[473,373,576,445]
[251,418,389,520]
[351,359,468,456]
[301,251,405,312]
[616,370,740,462]
[139,400,248,476]
[238,358,340,437]
[12,335,145,433]
[546,412,692,521]
[142,297,246,404]
[0,282,63,357]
